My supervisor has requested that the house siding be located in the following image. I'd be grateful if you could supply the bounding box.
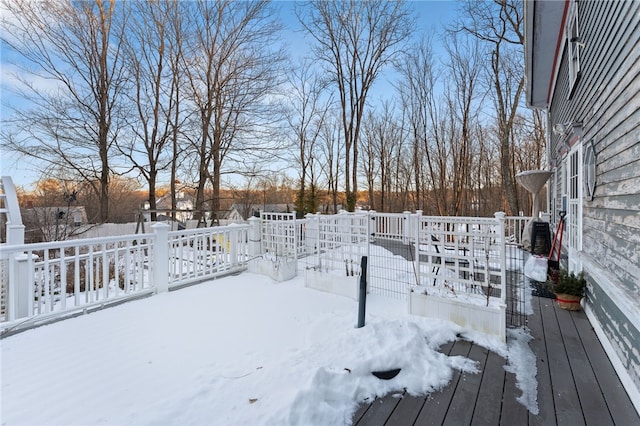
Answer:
[547,0,640,400]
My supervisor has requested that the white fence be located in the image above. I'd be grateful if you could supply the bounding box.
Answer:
[260,212,298,259]
[300,212,370,276]
[167,225,249,288]
[1,208,531,335]
[262,211,531,302]
[414,213,506,303]
[0,223,250,334]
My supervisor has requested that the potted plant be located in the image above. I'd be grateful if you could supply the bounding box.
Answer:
[553,269,586,311]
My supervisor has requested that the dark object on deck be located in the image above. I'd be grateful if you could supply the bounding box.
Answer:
[530,221,551,255]
[357,256,368,328]
[548,259,560,285]
[530,279,556,299]
[372,368,401,380]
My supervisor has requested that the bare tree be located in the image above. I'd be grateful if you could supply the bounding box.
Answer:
[119,1,184,219]
[285,60,331,217]
[443,33,484,216]
[456,0,526,215]
[298,0,413,211]
[396,37,436,211]
[317,114,343,213]
[1,0,128,222]
[361,102,402,212]
[229,173,262,219]
[181,0,285,219]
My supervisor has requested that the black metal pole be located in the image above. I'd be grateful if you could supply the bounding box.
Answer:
[357,256,367,328]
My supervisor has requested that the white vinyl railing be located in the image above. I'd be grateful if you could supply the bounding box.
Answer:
[0,223,250,333]
[1,234,153,326]
[301,212,370,275]
[272,211,519,304]
[413,213,507,304]
[167,224,249,288]
[260,212,297,259]
[371,211,408,241]
[1,209,530,334]
[504,216,530,246]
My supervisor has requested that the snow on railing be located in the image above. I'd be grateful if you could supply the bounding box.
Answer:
[167,224,250,288]
[0,223,250,333]
[0,234,152,326]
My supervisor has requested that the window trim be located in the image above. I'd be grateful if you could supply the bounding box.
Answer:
[567,1,582,99]
[584,140,596,200]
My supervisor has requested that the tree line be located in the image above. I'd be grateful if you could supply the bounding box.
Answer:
[1,0,544,223]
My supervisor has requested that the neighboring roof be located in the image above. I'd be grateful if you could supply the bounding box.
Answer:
[21,206,87,222]
[524,0,568,108]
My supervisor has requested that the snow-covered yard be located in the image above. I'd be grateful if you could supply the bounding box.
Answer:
[1,271,536,425]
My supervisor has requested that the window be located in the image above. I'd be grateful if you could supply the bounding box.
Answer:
[584,141,596,200]
[567,1,582,98]
[567,148,582,253]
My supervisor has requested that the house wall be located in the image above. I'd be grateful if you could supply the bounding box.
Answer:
[547,0,640,402]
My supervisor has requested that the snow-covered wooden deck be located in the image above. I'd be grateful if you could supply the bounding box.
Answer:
[352,294,639,425]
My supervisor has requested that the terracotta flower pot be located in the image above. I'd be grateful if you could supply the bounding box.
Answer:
[555,293,582,311]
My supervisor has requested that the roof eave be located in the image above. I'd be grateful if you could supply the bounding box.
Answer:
[524,0,568,109]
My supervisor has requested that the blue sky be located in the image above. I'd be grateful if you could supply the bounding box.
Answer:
[0,1,460,190]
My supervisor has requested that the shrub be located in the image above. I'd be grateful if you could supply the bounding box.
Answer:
[554,269,586,297]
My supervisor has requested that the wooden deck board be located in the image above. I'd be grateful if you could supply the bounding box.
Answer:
[442,343,486,425]
[528,295,558,426]
[571,309,639,425]
[500,365,528,425]
[384,392,425,425]
[471,350,506,426]
[352,295,640,426]
[556,306,613,425]
[414,339,472,425]
[355,393,402,426]
[539,297,586,425]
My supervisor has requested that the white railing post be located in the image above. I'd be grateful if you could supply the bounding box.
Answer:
[494,212,507,304]
[248,216,261,258]
[402,211,411,244]
[413,212,422,288]
[366,211,372,259]
[151,223,170,293]
[229,227,239,268]
[292,211,298,260]
[11,253,36,320]
[7,224,25,246]
[315,212,322,258]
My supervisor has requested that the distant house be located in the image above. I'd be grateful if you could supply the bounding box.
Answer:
[525,0,640,407]
[21,206,88,242]
[220,207,244,223]
[155,191,195,223]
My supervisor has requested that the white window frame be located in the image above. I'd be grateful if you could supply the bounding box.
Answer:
[565,143,583,273]
[584,140,596,200]
[567,1,581,99]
